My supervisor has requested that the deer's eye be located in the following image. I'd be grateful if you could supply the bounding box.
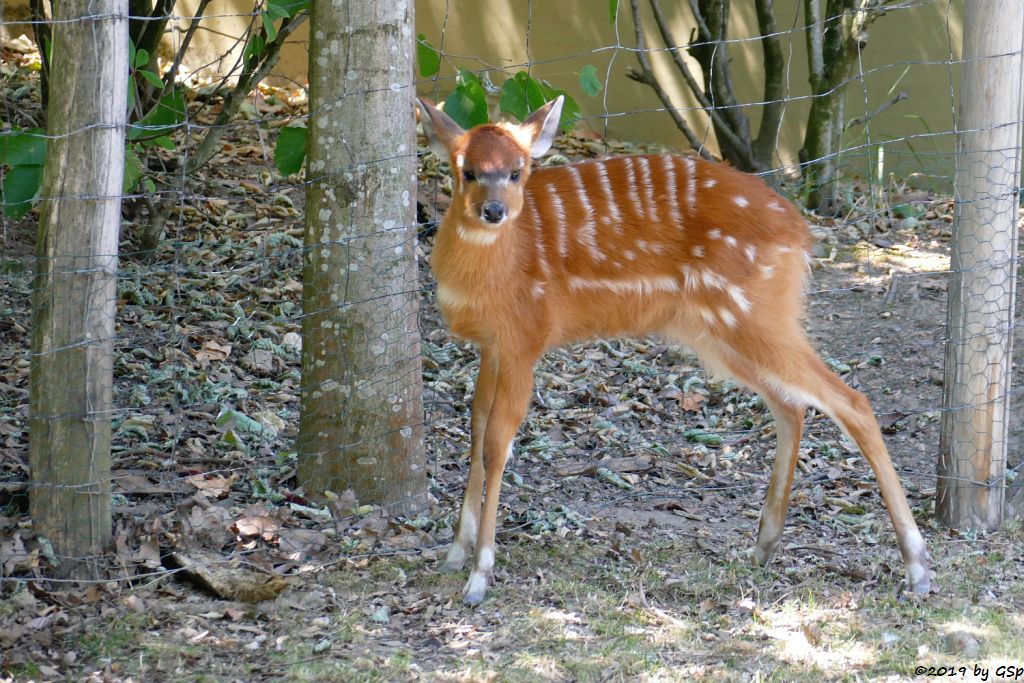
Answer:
[510,170,521,182]
[462,169,476,182]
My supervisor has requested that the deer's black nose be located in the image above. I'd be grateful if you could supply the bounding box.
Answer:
[481,201,506,224]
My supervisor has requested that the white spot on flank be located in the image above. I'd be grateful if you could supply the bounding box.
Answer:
[456,224,500,245]
[696,306,717,326]
[683,157,697,214]
[718,308,737,328]
[636,239,648,250]
[691,245,705,258]
[661,155,683,228]
[525,199,551,278]
[623,250,636,260]
[703,177,718,189]
[637,156,659,222]
[768,200,785,213]
[622,157,645,220]
[436,283,474,309]
[745,244,757,262]
[760,264,776,279]
[593,160,623,224]
[724,235,738,248]
[727,284,751,313]
[549,187,568,259]
[700,269,727,290]
[569,276,680,296]
[569,166,605,262]
[734,196,749,208]
[532,282,546,299]
[707,228,721,240]
[680,265,700,292]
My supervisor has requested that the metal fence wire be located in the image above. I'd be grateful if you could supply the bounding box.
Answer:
[0,0,1021,587]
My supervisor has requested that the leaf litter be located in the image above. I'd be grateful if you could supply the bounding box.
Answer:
[1,50,1023,680]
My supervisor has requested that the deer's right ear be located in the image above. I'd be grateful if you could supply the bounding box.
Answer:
[418,98,464,159]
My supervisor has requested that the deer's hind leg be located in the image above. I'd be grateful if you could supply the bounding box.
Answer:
[691,332,931,594]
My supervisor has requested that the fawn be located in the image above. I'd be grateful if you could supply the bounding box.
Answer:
[418,95,931,606]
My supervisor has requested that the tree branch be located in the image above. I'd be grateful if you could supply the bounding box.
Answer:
[752,0,786,166]
[647,0,749,161]
[187,12,308,172]
[626,0,712,157]
[159,0,213,97]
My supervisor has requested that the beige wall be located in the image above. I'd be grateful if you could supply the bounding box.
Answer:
[3,0,963,179]
[415,0,963,180]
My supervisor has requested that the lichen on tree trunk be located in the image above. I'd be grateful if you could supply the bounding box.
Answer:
[296,0,426,515]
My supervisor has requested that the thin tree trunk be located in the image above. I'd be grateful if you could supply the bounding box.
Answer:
[296,0,426,514]
[799,0,882,213]
[938,0,1022,529]
[29,0,127,579]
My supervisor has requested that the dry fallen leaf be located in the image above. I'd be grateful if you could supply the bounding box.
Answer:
[186,473,237,498]
[193,340,232,365]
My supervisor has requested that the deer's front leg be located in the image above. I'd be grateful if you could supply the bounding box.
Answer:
[463,354,535,605]
[443,351,498,572]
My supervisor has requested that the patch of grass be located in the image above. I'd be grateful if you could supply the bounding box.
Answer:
[70,611,150,662]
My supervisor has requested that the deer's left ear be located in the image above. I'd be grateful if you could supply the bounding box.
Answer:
[418,97,465,159]
[520,95,563,159]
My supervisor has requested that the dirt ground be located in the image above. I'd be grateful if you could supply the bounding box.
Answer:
[2,59,1024,681]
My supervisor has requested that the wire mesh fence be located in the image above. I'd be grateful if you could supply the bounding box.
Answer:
[0,0,1021,601]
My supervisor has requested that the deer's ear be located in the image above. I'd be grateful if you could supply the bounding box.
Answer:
[417,98,464,159]
[520,95,563,158]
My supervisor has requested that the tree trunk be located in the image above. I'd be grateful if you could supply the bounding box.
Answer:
[29,0,127,579]
[799,0,878,213]
[296,0,427,514]
[937,0,1022,529]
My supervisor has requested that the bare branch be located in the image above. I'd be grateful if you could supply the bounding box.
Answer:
[160,0,213,97]
[647,0,749,159]
[626,0,712,157]
[845,91,908,130]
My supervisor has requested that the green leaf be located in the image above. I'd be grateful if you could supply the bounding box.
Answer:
[275,126,307,176]
[138,69,164,89]
[609,0,619,23]
[534,79,581,131]
[129,88,186,140]
[443,71,489,129]
[500,73,543,121]
[1,164,43,218]
[499,78,529,121]
[244,33,266,65]
[578,64,602,97]
[416,33,440,78]
[261,10,278,42]
[127,78,136,112]
[499,72,547,122]
[128,38,137,69]
[684,429,723,446]
[268,0,308,18]
[0,129,46,166]
[134,47,150,70]
[124,146,143,193]
[147,135,175,151]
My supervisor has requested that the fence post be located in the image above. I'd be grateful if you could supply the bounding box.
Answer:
[28,0,128,578]
[938,0,1023,528]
